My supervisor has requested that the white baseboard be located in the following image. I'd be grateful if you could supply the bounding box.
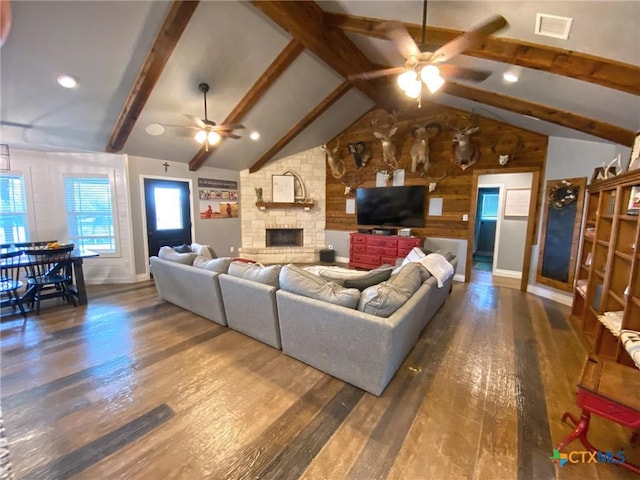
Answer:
[526,284,573,306]
[493,268,522,279]
[453,273,465,282]
[335,255,349,264]
[136,273,151,282]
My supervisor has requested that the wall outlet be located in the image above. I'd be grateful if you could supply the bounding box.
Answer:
[462,214,469,221]
[328,245,334,250]
[230,246,235,253]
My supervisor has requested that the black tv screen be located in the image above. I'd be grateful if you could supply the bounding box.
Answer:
[356,186,426,228]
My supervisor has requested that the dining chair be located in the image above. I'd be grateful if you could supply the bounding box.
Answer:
[23,245,76,314]
[0,250,27,321]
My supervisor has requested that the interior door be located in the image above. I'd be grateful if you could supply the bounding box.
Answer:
[144,178,192,258]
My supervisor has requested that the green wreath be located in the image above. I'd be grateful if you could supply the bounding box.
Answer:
[549,180,579,209]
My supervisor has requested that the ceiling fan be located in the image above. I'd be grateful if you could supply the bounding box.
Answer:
[186,82,244,151]
[349,1,508,101]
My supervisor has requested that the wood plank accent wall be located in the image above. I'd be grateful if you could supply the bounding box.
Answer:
[325,104,548,240]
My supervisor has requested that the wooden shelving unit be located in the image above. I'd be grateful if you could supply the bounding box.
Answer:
[255,201,314,210]
[570,169,640,368]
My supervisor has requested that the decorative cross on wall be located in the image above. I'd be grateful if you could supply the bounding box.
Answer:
[162,162,169,172]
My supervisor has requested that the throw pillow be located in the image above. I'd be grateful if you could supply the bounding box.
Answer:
[397,246,431,282]
[191,242,215,259]
[302,264,393,290]
[192,256,232,273]
[358,263,422,317]
[228,261,281,287]
[279,264,360,309]
[158,246,197,265]
[173,244,192,253]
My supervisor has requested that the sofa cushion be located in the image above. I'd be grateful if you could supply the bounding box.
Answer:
[397,246,431,282]
[228,261,281,287]
[158,246,197,265]
[193,256,232,273]
[191,242,215,259]
[280,264,360,309]
[358,263,423,317]
[303,264,393,290]
[173,244,192,253]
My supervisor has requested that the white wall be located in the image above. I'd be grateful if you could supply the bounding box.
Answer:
[7,148,135,284]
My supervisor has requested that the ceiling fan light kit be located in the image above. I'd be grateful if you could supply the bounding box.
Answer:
[190,82,244,150]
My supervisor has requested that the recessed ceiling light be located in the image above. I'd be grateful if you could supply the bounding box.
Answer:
[503,72,519,83]
[250,131,260,141]
[57,75,78,89]
[146,124,165,136]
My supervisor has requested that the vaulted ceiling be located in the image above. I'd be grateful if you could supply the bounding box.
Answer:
[1,1,638,172]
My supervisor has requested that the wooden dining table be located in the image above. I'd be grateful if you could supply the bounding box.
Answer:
[2,246,99,306]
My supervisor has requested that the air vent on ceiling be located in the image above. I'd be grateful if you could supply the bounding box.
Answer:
[535,13,573,40]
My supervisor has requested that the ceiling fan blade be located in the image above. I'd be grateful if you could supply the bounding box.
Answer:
[430,15,508,64]
[348,66,406,81]
[185,114,206,129]
[220,132,242,140]
[376,21,421,59]
[438,64,492,83]
[213,123,245,131]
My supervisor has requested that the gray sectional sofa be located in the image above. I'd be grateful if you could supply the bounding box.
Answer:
[149,245,457,396]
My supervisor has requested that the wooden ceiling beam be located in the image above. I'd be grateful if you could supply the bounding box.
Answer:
[188,39,304,171]
[382,79,633,145]
[249,81,352,173]
[251,1,392,109]
[324,12,640,96]
[106,1,199,153]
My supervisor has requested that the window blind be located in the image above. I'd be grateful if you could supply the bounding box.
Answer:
[0,174,29,244]
[64,176,116,253]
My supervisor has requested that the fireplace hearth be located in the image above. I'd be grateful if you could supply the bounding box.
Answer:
[266,228,303,247]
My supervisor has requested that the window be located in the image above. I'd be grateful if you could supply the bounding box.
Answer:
[0,174,29,244]
[480,193,499,220]
[64,175,117,254]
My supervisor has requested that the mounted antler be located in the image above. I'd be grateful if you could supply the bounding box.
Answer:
[372,112,400,171]
[341,173,363,195]
[322,136,346,179]
[410,122,440,176]
[426,170,450,192]
[491,133,523,166]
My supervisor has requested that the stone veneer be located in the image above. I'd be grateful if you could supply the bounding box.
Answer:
[239,147,326,264]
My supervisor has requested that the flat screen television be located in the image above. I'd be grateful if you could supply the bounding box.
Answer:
[356,185,426,228]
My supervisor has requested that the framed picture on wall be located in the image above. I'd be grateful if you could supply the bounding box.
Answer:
[504,189,531,217]
[272,175,295,203]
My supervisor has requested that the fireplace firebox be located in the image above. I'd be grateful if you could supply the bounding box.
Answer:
[266,228,303,247]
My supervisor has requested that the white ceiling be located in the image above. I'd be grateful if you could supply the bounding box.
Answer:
[1,1,639,171]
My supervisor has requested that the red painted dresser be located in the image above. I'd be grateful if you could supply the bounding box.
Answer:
[349,233,421,270]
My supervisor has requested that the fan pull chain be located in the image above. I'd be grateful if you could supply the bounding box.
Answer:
[421,0,427,45]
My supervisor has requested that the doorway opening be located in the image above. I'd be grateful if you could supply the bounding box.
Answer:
[473,187,499,273]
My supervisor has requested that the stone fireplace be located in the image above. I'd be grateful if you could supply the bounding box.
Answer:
[266,228,303,247]
[238,147,326,264]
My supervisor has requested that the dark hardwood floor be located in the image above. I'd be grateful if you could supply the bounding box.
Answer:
[1,279,638,479]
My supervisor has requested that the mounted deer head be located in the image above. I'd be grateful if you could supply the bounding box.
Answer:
[449,115,480,170]
[372,112,400,171]
[322,136,346,179]
[410,122,440,177]
[347,141,371,169]
[491,133,523,166]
